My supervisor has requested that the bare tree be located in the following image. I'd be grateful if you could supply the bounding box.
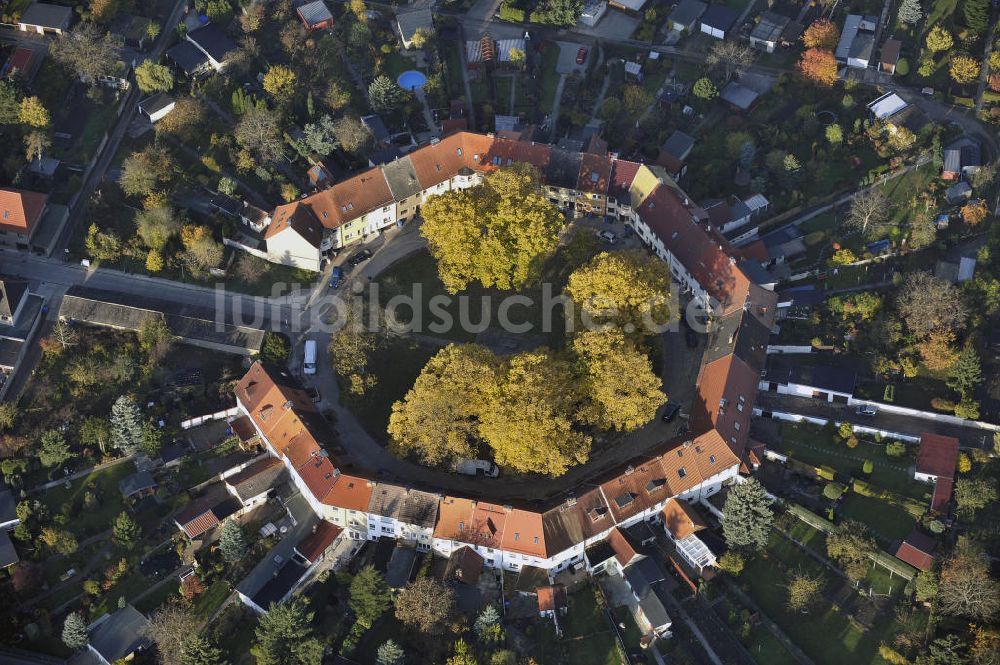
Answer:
[50,24,122,84]
[938,541,1000,621]
[706,41,756,80]
[234,105,285,163]
[52,320,78,349]
[144,602,199,665]
[896,271,968,337]
[845,189,890,236]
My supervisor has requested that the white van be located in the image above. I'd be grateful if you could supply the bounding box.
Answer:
[303,339,317,375]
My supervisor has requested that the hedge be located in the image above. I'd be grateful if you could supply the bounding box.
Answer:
[498,2,525,22]
[787,502,835,534]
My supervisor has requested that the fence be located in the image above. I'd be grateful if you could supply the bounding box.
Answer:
[766,345,814,354]
[223,237,269,260]
[180,407,240,430]
[848,398,1000,432]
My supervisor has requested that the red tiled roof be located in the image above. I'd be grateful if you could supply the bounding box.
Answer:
[537,584,567,612]
[931,477,953,512]
[500,508,546,558]
[445,545,483,584]
[296,521,343,562]
[607,527,640,567]
[894,530,936,571]
[661,498,708,540]
[8,47,33,72]
[0,188,47,235]
[230,415,258,442]
[174,502,220,539]
[916,434,959,479]
[692,355,759,457]
[323,473,373,512]
[740,240,769,263]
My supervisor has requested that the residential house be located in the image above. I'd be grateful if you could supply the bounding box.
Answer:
[294,521,345,566]
[119,471,158,502]
[700,4,738,39]
[668,0,707,33]
[0,484,20,569]
[661,498,715,573]
[225,456,286,510]
[297,0,334,31]
[240,202,272,233]
[579,0,608,26]
[942,137,981,180]
[86,605,152,665]
[264,200,326,271]
[397,8,433,49]
[16,2,72,35]
[166,40,210,77]
[366,482,440,550]
[761,358,857,403]
[914,433,959,512]
[895,529,936,571]
[185,23,237,73]
[880,39,901,74]
[138,93,175,123]
[0,188,48,252]
[749,12,790,53]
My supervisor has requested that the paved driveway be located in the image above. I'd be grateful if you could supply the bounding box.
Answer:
[555,40,588,74]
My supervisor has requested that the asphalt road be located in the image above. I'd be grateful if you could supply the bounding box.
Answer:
[755,391,997,451]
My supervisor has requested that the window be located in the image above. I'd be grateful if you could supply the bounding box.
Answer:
[734,421,741,431]
[514,533,520,541]
[737,403,744,412]
[677,467,687,478]
[709,455,716,464]
[533,536,539,544]
[458,521,464,531]
[456,148,463,156]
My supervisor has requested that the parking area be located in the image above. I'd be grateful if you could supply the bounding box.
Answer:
[555,40,589,74]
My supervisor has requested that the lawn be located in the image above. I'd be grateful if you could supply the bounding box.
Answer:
[540,43,561,111]
[345,337,439,440]
[927,0,959,27]
[779,423,929,501]
[38,462,135,538]
[558,588,624,665]
[193,579,232,618]
[744,626,799,665]
[839,492,917,544]
[135,578,180,613]
[740,552,900,665]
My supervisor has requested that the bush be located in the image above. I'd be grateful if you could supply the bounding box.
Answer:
[928,519,944,534]
[823,482,846,500]
[846,435,859,448]
[838,422,854,439]
[862,460,873,474]
[717,551,745,576]
[885,441,907,457]
[498,2,525,21]
[895,58,909,76]
[879,644,909,665]
[930,397,955,411]
[817,465,836,482]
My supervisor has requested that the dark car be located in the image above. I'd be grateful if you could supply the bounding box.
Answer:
[662,403,681,423]
[329,266,344,288]
[348,248,373,265]
[685,328,698,348]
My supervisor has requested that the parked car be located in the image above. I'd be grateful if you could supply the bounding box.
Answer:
[661,402,681,423]
[348,248,373,265]
[576,47,588,64]
[597,230,616,243]
[856,404,878,416]
[454,458,500,477]
[329,266,344,288]
[685,328,698,348]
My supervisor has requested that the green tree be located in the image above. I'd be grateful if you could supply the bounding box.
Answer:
[134,60,174,93]
[50,25,122,84]
[146,602,200,665]
[112,511,141,549]
[299,114,338,155]
[915,569,938,602]
[349,566,391,628]
[181,635,228,665]
[565,250,671,335]
[950,55,981,84]
[954,478,998,517]
[368,75,405,114]
[0,80,20,125]
[963,0,989,32]
[328,301,380,396]
[110,395,144,453]
[333,115,373,154]
[260,332,290,363]
[570,329,664,431]
[136,206,182,251]
[862,459,874,474]
[947,345,982,396]
[388,344,500,465]
[0,402,17,432]
[19,96,49,128]
[252,598,324,665]
[692,77,718,100]
[897,0,922,24]
[474,605,503,645]
[39,430,72,467]
[218,520,248,562]
[376,640,404,665]
[62,612,88,650]
[80,415,112,454]
[235,105,285,163]
[826,520,877,580]
[40,526,78,555]
[120,145,175,198]
[721,478,774,553]
[446,640,477,665]
[421,163,564,292]
[717,551,744,576]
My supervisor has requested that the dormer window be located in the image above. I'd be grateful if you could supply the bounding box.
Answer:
[709,455,716,464]
[614,493,634,509]
[456,148,463,156]
[458,521,464,531]
[677,467,687,478]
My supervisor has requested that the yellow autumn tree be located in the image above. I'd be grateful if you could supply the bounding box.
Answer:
[262,65,297,101]
[19,96,50,128]
[387,344,499,465]
[571,329,665,431]
[565,250,672,336]
[918,328,959,371]
[950,54,980,84]
[925,25,953,52]
[961,199,989,226]
[421,163,564,293]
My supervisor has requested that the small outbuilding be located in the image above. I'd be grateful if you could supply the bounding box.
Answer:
[895,530,937,571]
[119,471,158,501]
[668,0,707,33]
[700,4,738,39]
[719,81,760,112]
[17,2,73,35]
[750,12,790,53]
[397,8,434,49]
[297,0,334,31]
[138,93,175,123]
[880,39,901,74]
[87,605,152,665]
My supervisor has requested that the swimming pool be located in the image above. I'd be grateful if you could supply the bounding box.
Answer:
[398,70,428,91]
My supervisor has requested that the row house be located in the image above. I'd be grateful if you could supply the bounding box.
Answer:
[366,482,440,550]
